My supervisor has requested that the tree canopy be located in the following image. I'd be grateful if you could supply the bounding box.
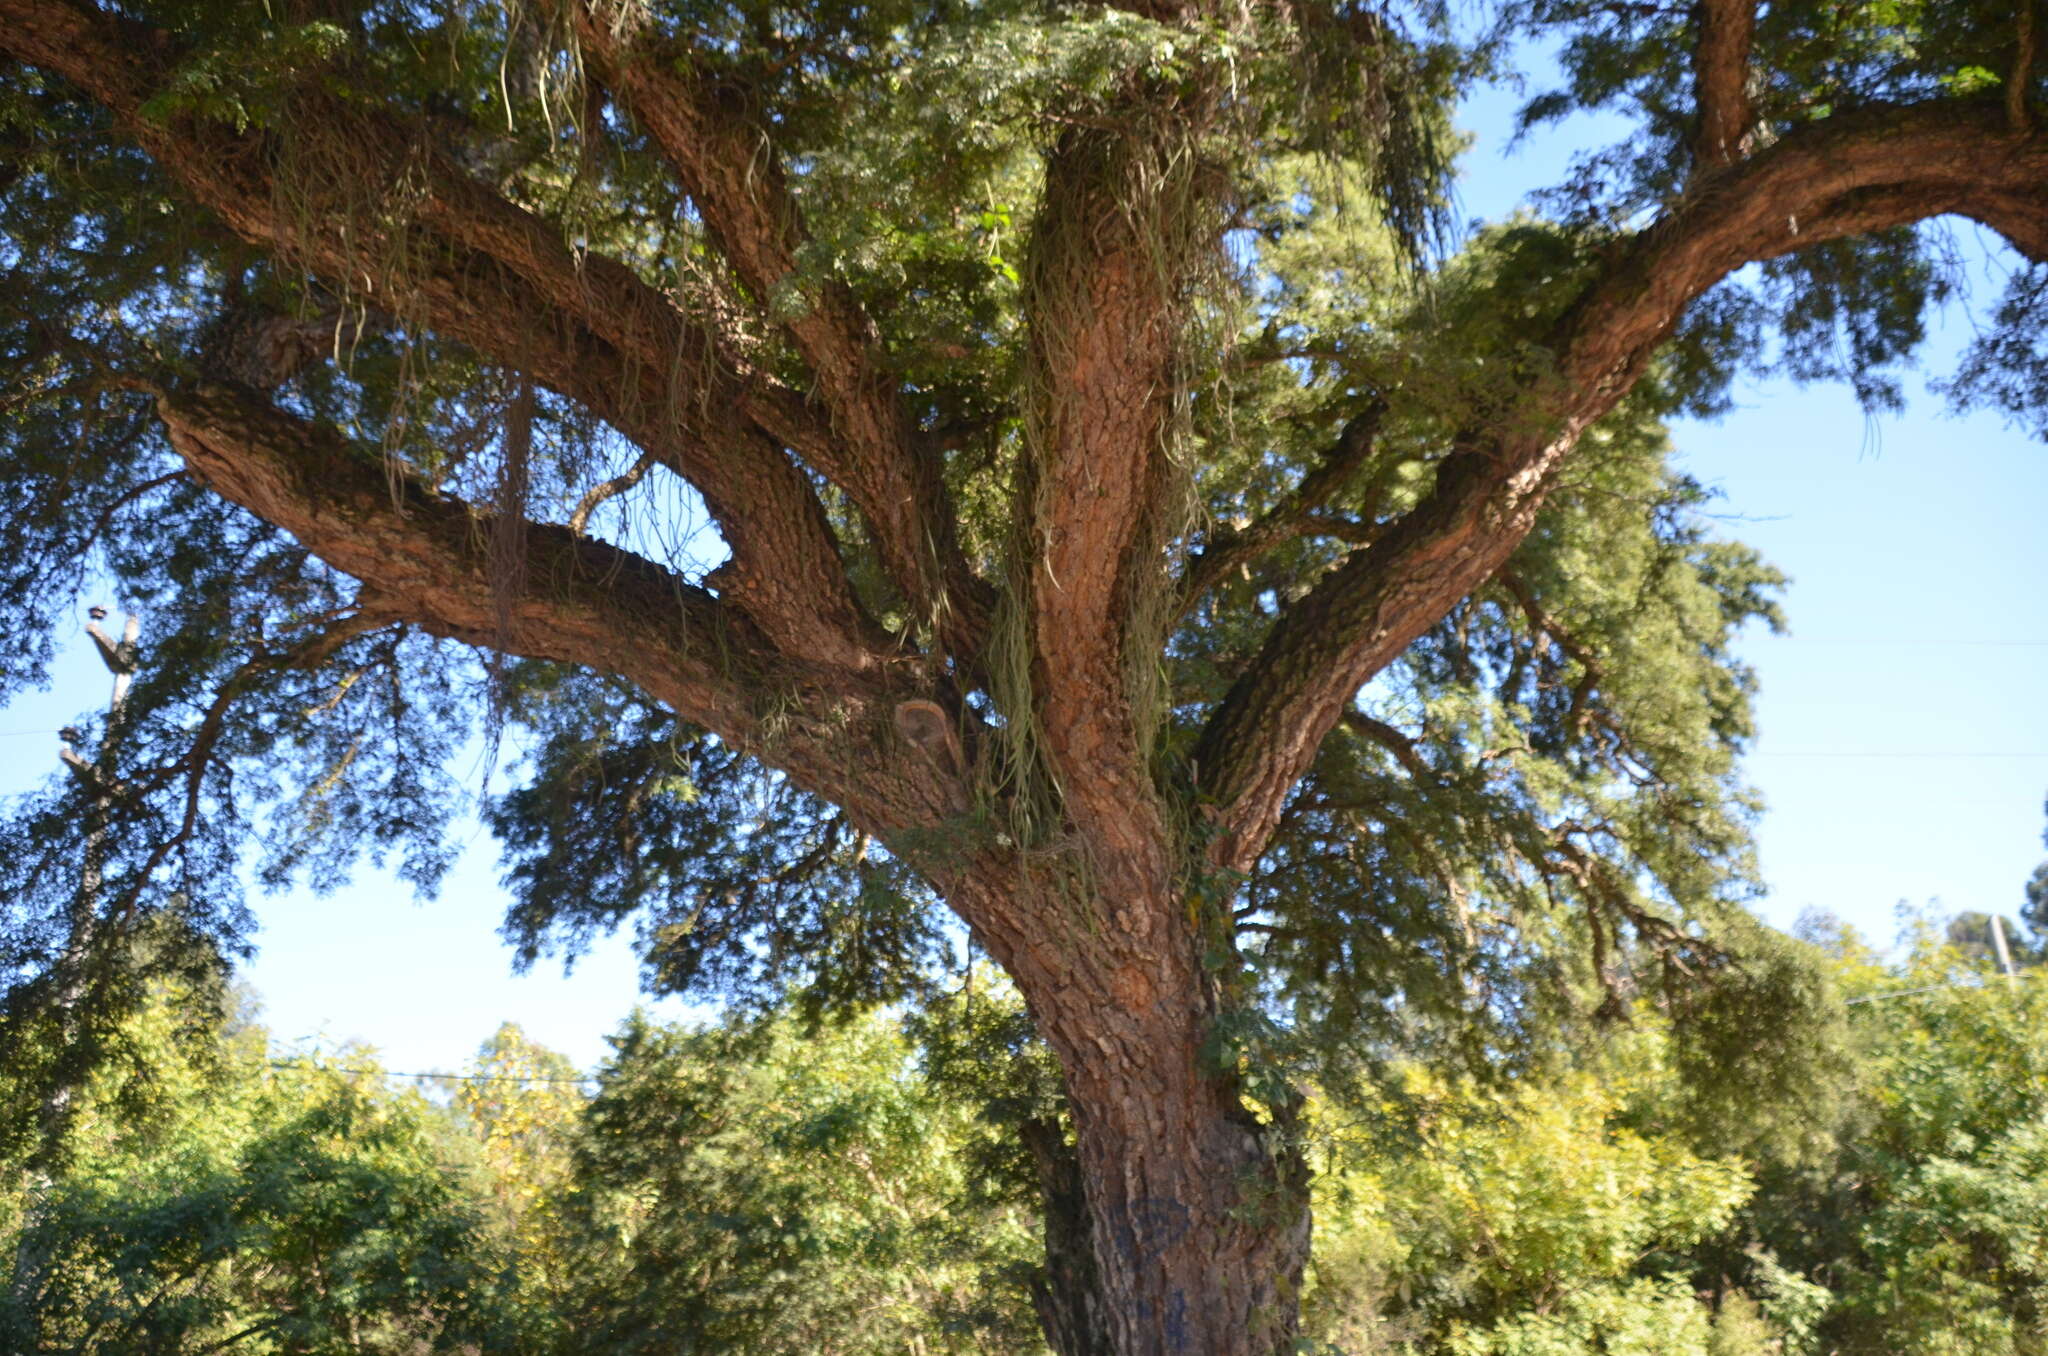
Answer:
[1,0,2044,1350]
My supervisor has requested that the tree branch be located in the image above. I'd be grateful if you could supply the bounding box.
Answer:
[1498,572,1602,737]
[1692,0,1757,167]
[80,470,186,556]
[567,1,993,658]
[567,447,658,537]
[103,609,394,922]
[149,379,947,833]
[2014,0,2039,134]
[1015,117,1214,896]
[0,0,884,670]
[1338,710,1434,784]
[1195,98,2048,871]
[1179,399,1386,617]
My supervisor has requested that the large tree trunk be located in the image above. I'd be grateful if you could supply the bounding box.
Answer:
[962,875,1314,1356]
[1059,1005,1312,1355]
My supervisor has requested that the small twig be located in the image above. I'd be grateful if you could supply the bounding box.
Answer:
[81,470,187,555]
[2012,0,2038,133]
[1500,571,1603,737]
[1340,710,1434,783]
[568,448,658,536]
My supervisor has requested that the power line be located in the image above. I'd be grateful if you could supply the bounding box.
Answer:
[1754,750,2048,759]
[1845,983,1958,1005]
[261,1059,594,1087]
[1845,971,2040,1006]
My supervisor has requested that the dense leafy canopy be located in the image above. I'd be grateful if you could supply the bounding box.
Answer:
[1,0,2045,1347]
[0,0,1868,1118]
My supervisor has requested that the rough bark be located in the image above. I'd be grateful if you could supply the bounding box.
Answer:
[1015,116,1209,904]
[150,381,957,836]
[568,1,994,657]
[1692,0,1758,166]
[1020,1118,1115,1356]
[949,872,1313,1356]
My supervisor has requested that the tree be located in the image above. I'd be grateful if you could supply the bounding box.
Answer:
[449,1022,588,1336]
[1729,919,2048,1356]
[1944,910,2043,968]
[0,984,513,1355]
[1308,1049,1759,1355]
[553,1008,1043,1353]
[2025,795,2048,939]
[1,0,2043,1350]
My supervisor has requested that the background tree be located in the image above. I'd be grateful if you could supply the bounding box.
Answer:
[449,1022,587,1338]
[2024,795,2048,939]
[2,0,2045,1350]
[0,988,514,1355]
[1944,910,2043,968]
[1724,915,2048,1356]
[8,840,2048,1355]
[553,1008,1043,1354]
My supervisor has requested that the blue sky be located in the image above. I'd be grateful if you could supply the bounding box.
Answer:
[1457,69,2048,940]
[2,69,2044,1076]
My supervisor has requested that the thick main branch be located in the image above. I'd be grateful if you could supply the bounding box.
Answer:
[0,0,881,670]
[570,2,992,658]
[153,381,938,833]
[1197,98,2048,870]
[1016,120,1211,897]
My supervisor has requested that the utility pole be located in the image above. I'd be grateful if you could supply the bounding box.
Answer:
[40,605,140,1145]
[9,607,142,1329]
[1990,914,2021,994]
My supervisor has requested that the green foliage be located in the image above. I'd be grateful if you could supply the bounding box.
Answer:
[1,988,510,1355]
[2,980,1043,1355]
[1288,896,2048,1355]
[10,888,2048,1356]
[1948,266,2048,439]
[1746,922,2048,1355]
[451,1022,586,1334]
[1302,1023,1782,1355]
[910,965,1075,1212]
[552,1007,1043,1354]
[485,665,955,1022]
[140,21,354,133]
